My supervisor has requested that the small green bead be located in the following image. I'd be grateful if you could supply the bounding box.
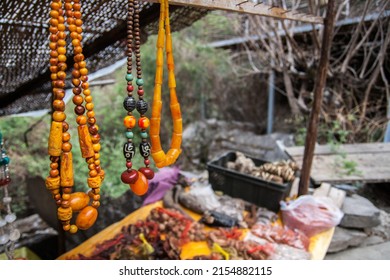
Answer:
[140,131,148,139]
[125,74,134,82]
[125,131,134,139]
[136,78,144,86]
[2,157,10,165]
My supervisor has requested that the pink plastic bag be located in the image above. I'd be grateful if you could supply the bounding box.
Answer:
[280,195,344,237]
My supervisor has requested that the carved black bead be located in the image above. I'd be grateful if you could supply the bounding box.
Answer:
[123,96,136,112]
[139,142,151,158]
[136,99,148,114]
[123,142,136,160]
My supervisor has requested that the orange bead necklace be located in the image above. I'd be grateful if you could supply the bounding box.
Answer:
[121,0,154,196]
[46,0,104,234]
[150,0,183,168]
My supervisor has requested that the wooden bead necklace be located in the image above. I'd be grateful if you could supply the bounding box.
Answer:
[46,0,104,234]
[0,130,20,260]
[150,0,183,168]
[121,0,154,196]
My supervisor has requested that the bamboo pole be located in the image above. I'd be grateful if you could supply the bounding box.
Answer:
[298,0,336,196]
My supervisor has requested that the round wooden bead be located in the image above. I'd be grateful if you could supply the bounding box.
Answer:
[76,115,87,125]
[63,224,71,231]
[49,169,59,177]
[69,225,78,234]
[72,95,83,105]
[53,100,65,111]
[92,201,100,208]
[53,111,66,122]
[62,142,72,152]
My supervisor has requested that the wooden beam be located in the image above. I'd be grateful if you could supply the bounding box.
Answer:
[298,0,337,196]
[144,0,323,24]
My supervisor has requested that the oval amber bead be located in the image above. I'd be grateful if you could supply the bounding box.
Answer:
[130,171,148,196]
[75,206,98,230]
[69,192,90,212]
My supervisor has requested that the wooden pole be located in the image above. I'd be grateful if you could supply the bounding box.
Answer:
[144,0,323,24]
[298,0,336,196]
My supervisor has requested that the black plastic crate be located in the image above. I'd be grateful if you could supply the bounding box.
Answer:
[207,151,292,212]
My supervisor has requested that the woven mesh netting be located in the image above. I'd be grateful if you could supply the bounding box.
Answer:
[0,0,209,116]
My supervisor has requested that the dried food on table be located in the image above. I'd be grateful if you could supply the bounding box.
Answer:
[250,222,310,251]
[226,152,298,184]
[72,207,207,260]
[268,244,311,260]
[208,228,274,260]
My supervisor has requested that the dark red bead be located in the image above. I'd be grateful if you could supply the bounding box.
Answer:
[139,167,154,180]
[127,85,134,92]
[137,89,144,96]
[89,125,98,135]
[126,161,132,168]
[121,169,139,184]
[74,105,85,115]
[73,87,82,95]
[144,159,150,166]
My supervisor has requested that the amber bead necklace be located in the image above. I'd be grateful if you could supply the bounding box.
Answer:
[46,0,104,234]
[121,0,154,196]
[150,0,183,168]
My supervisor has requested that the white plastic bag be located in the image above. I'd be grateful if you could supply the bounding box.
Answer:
[280,195,344,237]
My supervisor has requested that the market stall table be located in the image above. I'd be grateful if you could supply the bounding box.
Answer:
[57,183,345,260]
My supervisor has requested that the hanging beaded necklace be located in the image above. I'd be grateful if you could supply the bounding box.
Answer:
[150,0,182,168]
[46,0,104,234]
[0,130,20,259]
[121,0,154,196]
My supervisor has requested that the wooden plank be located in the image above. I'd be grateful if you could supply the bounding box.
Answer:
[328,187,346,208]
[309,228,336,260]
[289,177,300,198]
[286,143,390,157]
[293,153,390,184]
[144,0,323,24]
